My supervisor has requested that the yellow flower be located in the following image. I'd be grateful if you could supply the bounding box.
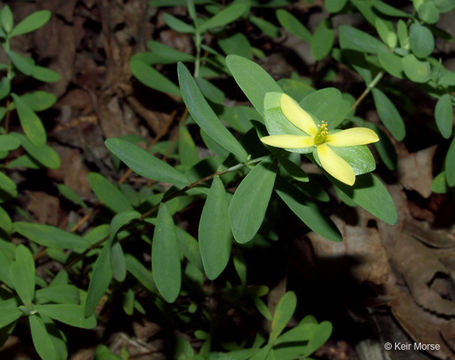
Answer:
[261,93,379,186]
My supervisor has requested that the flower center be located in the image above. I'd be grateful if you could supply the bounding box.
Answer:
[313,121,328,145]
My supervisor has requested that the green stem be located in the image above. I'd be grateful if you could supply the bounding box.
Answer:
[349,71,384,113]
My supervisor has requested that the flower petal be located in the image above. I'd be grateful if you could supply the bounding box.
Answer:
[317,144,355,185]
[280,94,318,136]
[326,127,379,147]
[261,135,314,148]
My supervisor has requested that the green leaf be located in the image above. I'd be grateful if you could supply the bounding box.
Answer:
[152,203,181,303]
[0,172,17,199]
[270,291,297,343]
[35,284,80,305]
[372,88,406,141]
[175,226,203,271]
[397,20,410,49]
[431,171,448,193]
[10,245,35,305]
[0,134,20,152]
[226,55,282,117]
[434,0,455,12]
[199,176,232,280]
[339,25,388,54]
[29,315,58,360]
[178,62,248,161]
[325,0,348,12]
[196,77,225,104]
[31,65,61,83]
[378,52,403,78]
[300,88,342,129]
[130,59,180,96]
[0,206,12,233]
[375,18,397,48]
[402,54,430,83]
[13,222,90,252]
[409,22,434,58]
[110,210,141,241]
[85,243,112,316]
[311,20,334,61]
[57,184,87,209]
[446,136,455,187]
[162,13,194,33]
[418,0,440,23]
[0,77,11,101]
[218,33,252,58]
[250,16,280,38]
[21,91,57,112]
[36,304,96,329]
[11,93,46,147]
[178,125,199,168]
[10,10,51,37]
[1,5,13,33]
[111,242,126,282]
[146,40,194,63]
[105,138,190,187]
[0,302,21,328]
[125,254,156,293]
[435,94,453,139]
[88,173,133,213]
[229,160,276,244]
[7,50,33,75]
[325,144,376,176]
[10,132,60,169]
[275,180,342,242]
[199,3,249,33]
[373,0,411,17]
[369,124,397,170]
[276,9,312,42]
[334,173,398,225]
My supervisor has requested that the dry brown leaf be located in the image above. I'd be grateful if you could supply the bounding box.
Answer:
[26,191,60,226]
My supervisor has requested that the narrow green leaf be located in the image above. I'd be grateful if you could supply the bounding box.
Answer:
[10,10,51,37]
[13,222,90,252]
[152,203,181,303]
[0,76,11,100]
[250,16,280,38]
[147,40,194,63]
[7,50,33,75]
[378,52,403,78]
[35,284,80,305]
[10,132,60,169]
[229,160,276,244]
[199,176,232,280]
[196,77,225,104]
[409,22,434,58]
[334,173,398,225]
[11,93,46,147]
[0,303,21,328]
[199,3,249,33]
[175,226,203,271]
[397,20,410,49]
[36,304,96,329]
[31,65,61,83]
[0,206,12,233]
[111,242,126,282]
[178,62,248,161]
[339,25,388,54]
[418,1,439,23]
[218,32,252,58]
[311,20,334,61]
[109,210,140,241]
[0,134,20,152]
[435,94,453,139]
[10,245,35,305]
[162,13,195,34]
[375,18,397,48]
[275,180,342,242]
[431,171,448,193]
[1,5,13,33]
[125,254,156,293]
[29,315,58,360]
[88,173,133,213]
[325,0,348,13]
[300,88,342,129]
[178,125,199,168]
[130,59,180,96]
[85,244,112,316]
[21,91,57,112]
[226,55,282,117]
[0,171,17,198]
[373,0,410,17]
[276,9,312,42]
[445,136,455,187]
[372,88,406,141]
[270,291,297,343]
[105,138,190,187]
[57,184,87,209]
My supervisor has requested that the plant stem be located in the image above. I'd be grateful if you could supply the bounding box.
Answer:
[349,71,384,113]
